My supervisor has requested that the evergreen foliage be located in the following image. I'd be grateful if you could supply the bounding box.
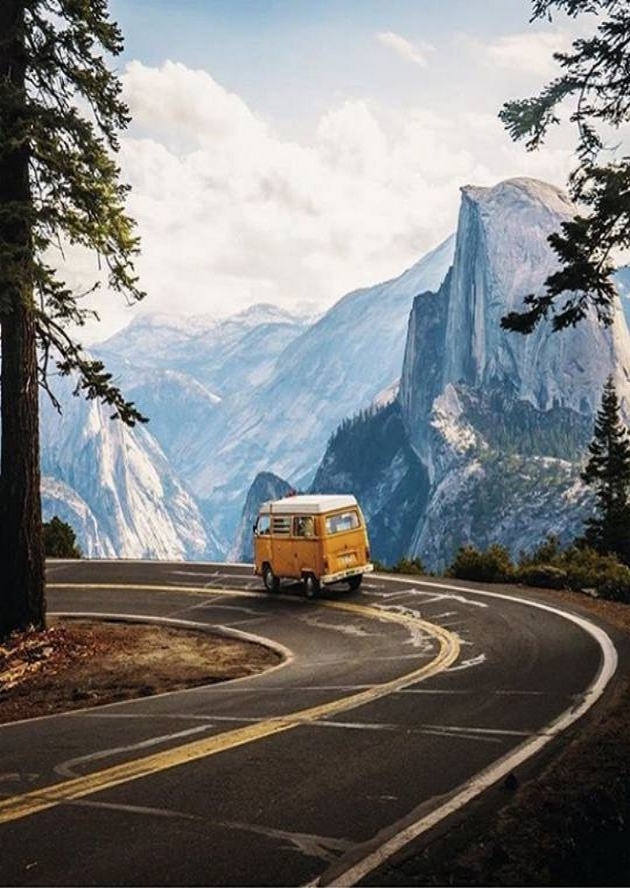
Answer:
[580,376,630,563]
[389,557,426,576]
[0,0,145,418]
[312,400,431,566]
[446,544,515,582]
[0,1,144,638]
[500,0,630,332]
[461,387,591,458]
[43,515,81,558]
[444,535,630,602]
[316,401,402,489]
[517,534,630,602]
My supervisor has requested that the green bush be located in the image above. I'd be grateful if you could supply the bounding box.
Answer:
[43,516,81,558]
[447,544,514,582]
[517,564,568,589]
[516,539,630,603]
[441,537,630,601]
[390,557,425,575]
[562,546,630,602]
[519,534,564,567]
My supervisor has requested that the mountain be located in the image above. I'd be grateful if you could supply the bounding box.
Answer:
[122,369,221,470]
[92,304,316,546]
[43,175,628,568]
[311,402,430,565]
[40,373,222,560]
[313,178,630,570]
[96,304,313,398]
[230,472,294,563]
[43,251,457,560]
[183,235,455,542]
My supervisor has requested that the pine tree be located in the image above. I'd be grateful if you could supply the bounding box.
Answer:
[500,0,630,333]
[43,516,81,559]
[581,376,630,563]
[0,1,145,639]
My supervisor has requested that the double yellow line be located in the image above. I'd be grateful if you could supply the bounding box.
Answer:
[0,591,460,826]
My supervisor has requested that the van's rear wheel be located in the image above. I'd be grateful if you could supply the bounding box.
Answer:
[347,574,362,591]
[263,564,280,593]
[303,572,320,599]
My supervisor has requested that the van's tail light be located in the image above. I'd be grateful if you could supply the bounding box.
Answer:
[366,547,370,560]
[324,557,329,572]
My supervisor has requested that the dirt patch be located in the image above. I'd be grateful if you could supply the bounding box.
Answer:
[0,617,282,725]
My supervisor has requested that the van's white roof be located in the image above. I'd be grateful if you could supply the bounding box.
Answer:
[260,494,358,515]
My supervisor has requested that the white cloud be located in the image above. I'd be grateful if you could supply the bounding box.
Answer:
[77,59,575,342]
[122,59,269,149]
[377,31,434,68]
[463,30,571,76]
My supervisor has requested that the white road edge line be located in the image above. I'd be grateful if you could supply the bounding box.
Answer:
[313,576,618,887]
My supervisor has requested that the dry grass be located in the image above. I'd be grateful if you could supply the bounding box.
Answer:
[0,617,281,724]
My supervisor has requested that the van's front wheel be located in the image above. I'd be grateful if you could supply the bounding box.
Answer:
[263,564,280,593]
[303,572,320,599]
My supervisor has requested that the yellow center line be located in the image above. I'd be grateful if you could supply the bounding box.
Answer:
[0,586,460,825]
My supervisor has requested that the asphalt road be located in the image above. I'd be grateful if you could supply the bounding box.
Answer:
[0,560,617,887]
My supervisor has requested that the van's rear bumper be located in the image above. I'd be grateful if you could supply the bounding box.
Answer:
[321,563,374,585]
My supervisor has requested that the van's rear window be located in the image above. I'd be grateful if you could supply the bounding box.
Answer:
[325,510,360,534]
[271,515,291,534]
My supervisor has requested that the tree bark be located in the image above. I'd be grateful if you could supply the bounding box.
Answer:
[0,0,46,638]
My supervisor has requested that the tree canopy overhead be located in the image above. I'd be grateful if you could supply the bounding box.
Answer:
[0,0,144,638]
[500,0,630,333]
[1,0,146,420]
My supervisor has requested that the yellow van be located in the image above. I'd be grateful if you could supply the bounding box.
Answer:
[253,493,373,596]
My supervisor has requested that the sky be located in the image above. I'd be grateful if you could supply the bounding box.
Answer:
[76,0,591,342]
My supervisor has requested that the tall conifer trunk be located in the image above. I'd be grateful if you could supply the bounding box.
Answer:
[0,0,46,637]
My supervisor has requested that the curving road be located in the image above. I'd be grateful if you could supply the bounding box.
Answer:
[0,560,618,886]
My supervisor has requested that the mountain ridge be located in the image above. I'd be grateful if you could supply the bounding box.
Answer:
[310,177,630,570]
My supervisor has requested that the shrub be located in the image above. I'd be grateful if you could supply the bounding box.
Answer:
[519,534,564,568]
[517,564,568,590]
[516,539,630,602]
[447,544,514,582]
[562,546,630,603]
[43,516,82,558]
[390,557,425,575]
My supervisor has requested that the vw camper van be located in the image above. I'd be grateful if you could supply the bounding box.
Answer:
[253,494,373,596]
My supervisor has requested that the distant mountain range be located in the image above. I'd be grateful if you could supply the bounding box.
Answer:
[40,177,630,568]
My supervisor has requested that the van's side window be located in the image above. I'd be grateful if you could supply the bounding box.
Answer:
[256,515,271,534]
[271,515,291,535]
[294,516,314,537]
[325,510,360,534]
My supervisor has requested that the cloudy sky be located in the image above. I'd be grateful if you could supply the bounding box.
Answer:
[79,0,589,341]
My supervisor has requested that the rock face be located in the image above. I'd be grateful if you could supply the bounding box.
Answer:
[310,402,429,565]
[230,472,294,563]
[40,374,221,561]
[314,178,630,570]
